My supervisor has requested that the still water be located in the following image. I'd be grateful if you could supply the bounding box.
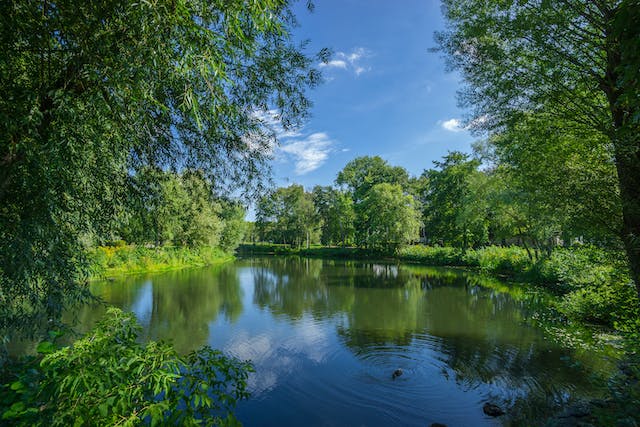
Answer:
[76,257,615,426]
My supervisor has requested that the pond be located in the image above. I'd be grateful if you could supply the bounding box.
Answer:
[75,257,616,426]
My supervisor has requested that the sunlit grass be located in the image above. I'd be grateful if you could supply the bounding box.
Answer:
[88,245,234,279]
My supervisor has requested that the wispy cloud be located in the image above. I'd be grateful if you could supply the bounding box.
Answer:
[250,109,338,175]
[280,133,335,175]
[252,109,302,139]
[440,118,463,132]
[319,47,371,76]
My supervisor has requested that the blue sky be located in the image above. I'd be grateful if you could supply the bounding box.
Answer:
[268,0,476,189]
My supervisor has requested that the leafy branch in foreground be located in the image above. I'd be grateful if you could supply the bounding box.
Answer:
[1,308,253,426]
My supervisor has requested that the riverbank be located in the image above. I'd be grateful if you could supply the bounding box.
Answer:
[238,243,637,328]
[89,244,234,280]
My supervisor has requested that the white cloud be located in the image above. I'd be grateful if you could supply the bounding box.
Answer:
[439,116,489,133]
[319,47,371,76]
[280,133,335,175]
[441,118,463,132]
[223,315,331,396]
[319,59,348,69]
[249,109,339,174]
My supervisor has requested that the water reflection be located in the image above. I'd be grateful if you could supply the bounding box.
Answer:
[78,257,615,426]
[77,266,243,353]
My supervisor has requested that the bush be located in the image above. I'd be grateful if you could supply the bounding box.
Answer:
[470,246,532,275]
[1,308,252,426]
[534,246,626,292]
[558,280,637,325]
[398,246,466,266]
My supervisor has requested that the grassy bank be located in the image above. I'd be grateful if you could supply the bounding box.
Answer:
[398,245,638,327]
[89,244,234,279]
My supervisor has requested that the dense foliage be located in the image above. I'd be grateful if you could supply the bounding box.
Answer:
[117,168,247,250]
[312,186,356,246]
[420,152,486,249]
[435,0,640,295]
[256,184,321,248]
[90,245,233,279]
[356,183,421,252]
[255,157,422,253]
[1,308,252,426]
[0,0,321,337]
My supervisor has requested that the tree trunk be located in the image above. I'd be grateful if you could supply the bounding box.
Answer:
[613,135,640,298]
[518,229,533,261]
[605,18,640,297]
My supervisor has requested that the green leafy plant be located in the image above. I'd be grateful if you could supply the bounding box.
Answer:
[1,308,252,426]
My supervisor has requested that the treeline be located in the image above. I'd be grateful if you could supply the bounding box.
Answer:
[255,158,420,252]
[255,142,618,257]
[108,168,246,253]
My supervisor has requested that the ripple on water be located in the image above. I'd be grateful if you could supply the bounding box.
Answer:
[326,331,486,424]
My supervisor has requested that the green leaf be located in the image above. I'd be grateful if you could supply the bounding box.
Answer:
[10,381,24,391]
[48,330,64,340]
[36,341,56,354]
[98,403,108,417]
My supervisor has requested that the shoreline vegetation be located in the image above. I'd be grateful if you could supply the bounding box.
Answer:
[238,243,638,329]
[89,244,235,280]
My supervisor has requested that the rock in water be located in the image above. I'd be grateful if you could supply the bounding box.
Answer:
[430,423,447,427]
[483,403,505,417]
[392,368,403,379]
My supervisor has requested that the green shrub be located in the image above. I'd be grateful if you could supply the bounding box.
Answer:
[398,245,534,275]
[398,246,466,265]
[470,246,532,275]
[89,245,232,279]
[534,246,626,291]
[559,283,623,325]
[1,308,252,426]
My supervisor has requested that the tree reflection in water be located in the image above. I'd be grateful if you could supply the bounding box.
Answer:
[247,257,615,423]
[75,257,617,425]
[75,264,243,353]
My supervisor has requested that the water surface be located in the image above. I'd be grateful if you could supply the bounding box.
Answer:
[77,257,615,426]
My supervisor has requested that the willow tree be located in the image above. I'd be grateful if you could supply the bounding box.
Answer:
[0,0,322,335]
[436,0,640,295]
[357,183,422,253]
[255,184,320,248]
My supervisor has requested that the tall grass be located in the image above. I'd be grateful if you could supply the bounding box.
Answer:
[397,245,532,276]
[89,245,233,279]
[398,245,467,266]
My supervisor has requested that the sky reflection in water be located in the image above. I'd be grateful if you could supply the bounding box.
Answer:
[81,257,616,426]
